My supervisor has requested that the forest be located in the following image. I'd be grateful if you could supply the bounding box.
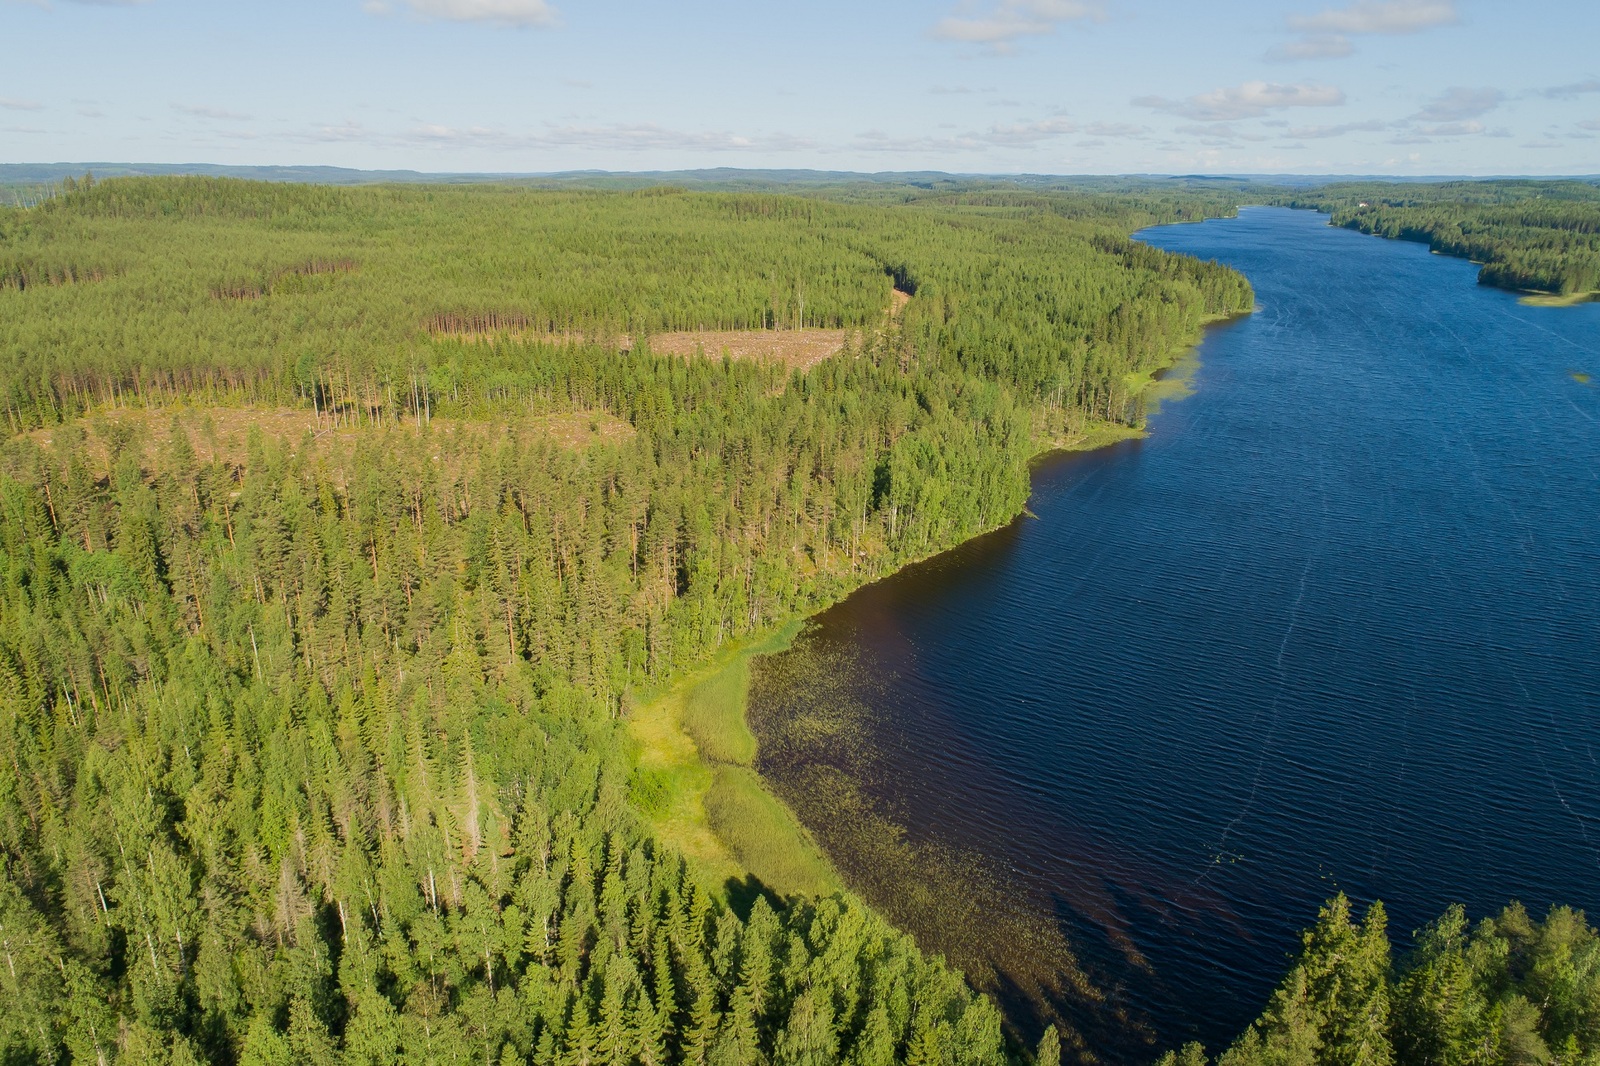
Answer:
[1277,180,1600,298]
[2,169,1593,1066]
[1159,895,1600,1066]
[0,174,1252,1065]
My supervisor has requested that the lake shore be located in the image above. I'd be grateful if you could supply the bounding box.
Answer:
[626,305,1247,905]
[625,413,1146,902]
[734,205,1600,1060]
[1518,289,1600,307]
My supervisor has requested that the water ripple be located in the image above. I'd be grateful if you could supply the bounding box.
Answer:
[748,208,1600,1059]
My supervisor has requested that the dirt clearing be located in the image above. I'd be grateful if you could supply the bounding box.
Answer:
[641,329,855,373]
[20,405,633,468]
[425,288,909,373]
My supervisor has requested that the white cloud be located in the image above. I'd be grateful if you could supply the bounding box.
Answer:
[930,0,1104,47]
[285,117,838,157]
[401,122,815,153]
[173,103,252,121]
[1173,123,1269,145]
[852,115,1084,153]
[1285,119,1387,138]
[1267,34,1354,60]
[1580,119,1600,131]
[1289,0,1456,35]
[6,0,150,6]
[1273,0,1452,61]
[0,97,44,111]
[1081,121,1149,138]
[301,121,371,143]
[1413,87,1502,122]
[370,0,559,27]
[1136,81,1345,122]
[547,125,815,152]
[1414,120,1485,137]
[981,116,1076,145]
[1543,79,1600,99]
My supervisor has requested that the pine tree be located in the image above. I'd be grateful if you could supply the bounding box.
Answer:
[1035,1025,1061,1066]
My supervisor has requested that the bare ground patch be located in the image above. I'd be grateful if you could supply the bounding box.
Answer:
[213,260,360,302]
[1,263,111,292]
[425,318,851,372]
[425,289,907,371]
[21,405,633,468]
[643,329,854,372]
[425,312,635,350]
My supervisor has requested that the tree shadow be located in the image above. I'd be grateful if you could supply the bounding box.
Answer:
[723,873,784,922]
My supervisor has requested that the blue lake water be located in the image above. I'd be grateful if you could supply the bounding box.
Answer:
[747,207,1600,1060]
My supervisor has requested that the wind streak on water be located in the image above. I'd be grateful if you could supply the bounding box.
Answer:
[747,208,1600,1060]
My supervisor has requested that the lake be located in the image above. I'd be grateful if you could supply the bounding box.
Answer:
[746,207,1600,1060]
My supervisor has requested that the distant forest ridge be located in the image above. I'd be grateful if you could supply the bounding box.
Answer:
[1277,180,1600,298]
[0,163,1009,189]
[6,162,1597,193]
[2,170,1595,1066]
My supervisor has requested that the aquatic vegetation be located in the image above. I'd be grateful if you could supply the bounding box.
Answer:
[0,174,1252,1064]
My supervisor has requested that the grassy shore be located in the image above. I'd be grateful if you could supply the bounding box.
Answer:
[627,621,841,900]
[1519,290,1600,308]
[625,407,1151,905]
[626,308,1242,908]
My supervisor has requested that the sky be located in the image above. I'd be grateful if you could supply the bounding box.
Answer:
[2,0,1598,176]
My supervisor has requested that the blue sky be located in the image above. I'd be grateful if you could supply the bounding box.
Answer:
[2,0,1597,175]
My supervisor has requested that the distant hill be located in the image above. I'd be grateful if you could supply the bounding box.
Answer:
[3,162,1596,199]
[0,162,499,187]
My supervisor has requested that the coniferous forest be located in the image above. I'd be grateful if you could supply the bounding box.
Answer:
[1163,895,1600,1066]
[0,175,1251,1065]
[1,174,1595,1066]
[1277,180,1600,299]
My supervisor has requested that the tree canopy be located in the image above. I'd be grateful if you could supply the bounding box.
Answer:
[1277,180,1600,298]
[0,175,1251,1065]
[1161,895,1600,1066]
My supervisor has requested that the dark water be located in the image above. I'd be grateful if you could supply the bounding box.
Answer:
[747,207,1600,1060]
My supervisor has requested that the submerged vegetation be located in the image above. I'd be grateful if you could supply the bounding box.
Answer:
[1277,180,1600,299]
[0,174,1252,1064]
[0,166,1591,1066]
[626,622,838,902]
[3,167,1591,1066]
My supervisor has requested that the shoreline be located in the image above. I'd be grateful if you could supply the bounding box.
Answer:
[1518,290,1600,308]
[627,303,1250,903]
[1313,212,1599,310]
[624,416,1139,901]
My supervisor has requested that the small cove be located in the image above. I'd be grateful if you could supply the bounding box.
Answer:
[746,207,1600,1060]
